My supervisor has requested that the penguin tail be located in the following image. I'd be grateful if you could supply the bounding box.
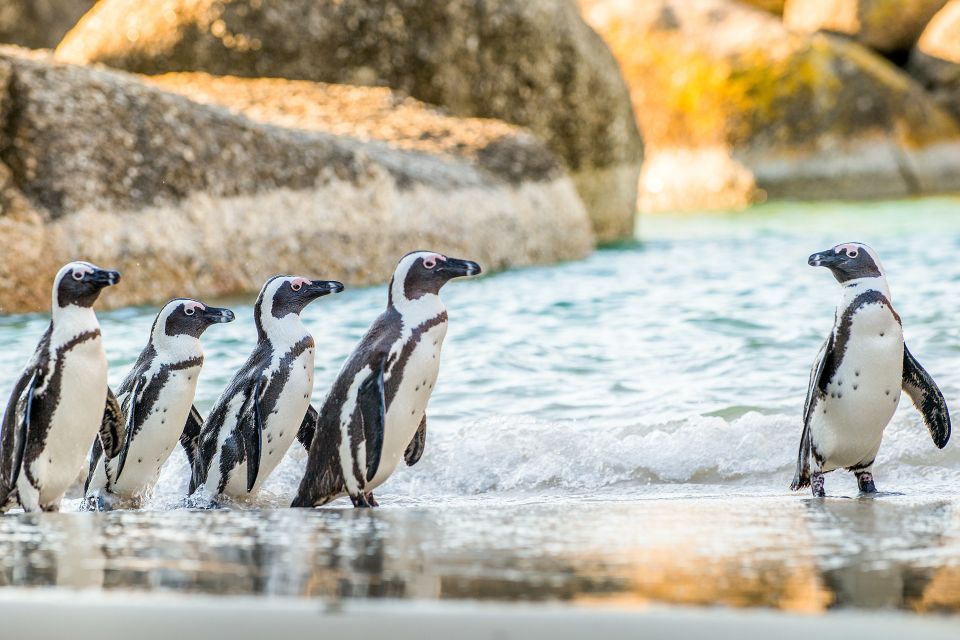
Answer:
[790,469,811,491]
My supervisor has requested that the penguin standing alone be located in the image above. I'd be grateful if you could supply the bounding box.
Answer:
[792,242,950,497]
[84,299,235,509]
[186,275,344,502]
[292,251,481,508]
[0,261,121,513]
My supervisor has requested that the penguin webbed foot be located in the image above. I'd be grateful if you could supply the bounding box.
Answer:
[350,492,378,508]
[810,472,826,498]
[856,471,877,495]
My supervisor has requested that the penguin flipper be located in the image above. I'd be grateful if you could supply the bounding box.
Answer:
[792,336,831,490]
[358,358,386,483]
[902,344,951,449]
[404,414,427,467]
[98,387,125,460]
[1,370,37,496]
[243,378,266,493]
[115,376,144,482]
[179,405,204,473]
[297,405,318,451]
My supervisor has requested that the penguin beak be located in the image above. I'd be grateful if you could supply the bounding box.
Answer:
[808,250,841,268]
[89,269,121,287]
[438,257,482,278]
[306,280,345,298]
[202,306,235,324]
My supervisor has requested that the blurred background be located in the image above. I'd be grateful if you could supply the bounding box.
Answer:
[1,0,959,312]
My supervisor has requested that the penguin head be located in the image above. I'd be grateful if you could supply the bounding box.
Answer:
[254,275,345,339]
[154,299,236,341]
[390,251,482,304]
[808,243,884,284]
[54,261,121,310]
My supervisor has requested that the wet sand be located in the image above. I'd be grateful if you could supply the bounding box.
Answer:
[1,492,959,617]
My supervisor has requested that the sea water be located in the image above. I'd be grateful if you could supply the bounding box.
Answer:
[1,198,960,612]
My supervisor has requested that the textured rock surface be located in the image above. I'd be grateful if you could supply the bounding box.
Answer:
[55,0,642,242]
[909,0,960,122]
[783,0,947,53]
[0,1,95,49]
[742,0,786,13]
[581,0,960,212]
[0,47,593,313]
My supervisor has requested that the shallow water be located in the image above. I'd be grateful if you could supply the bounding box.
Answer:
[2,198,960,612]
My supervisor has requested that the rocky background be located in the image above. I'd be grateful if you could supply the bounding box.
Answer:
[1,0,960,311]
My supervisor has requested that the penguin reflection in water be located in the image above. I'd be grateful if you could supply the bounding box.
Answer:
[185,275,344,503]
[0,262,121,513]
[83,299,235,510]
[293,251,481,508]
[792,243,950,497]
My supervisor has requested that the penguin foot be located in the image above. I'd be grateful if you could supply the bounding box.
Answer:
[365,493,379,508]
[350,493,375,508]
[856,471,877,494]
[810,472,826,498]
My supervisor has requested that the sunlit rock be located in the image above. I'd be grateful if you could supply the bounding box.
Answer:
[909,0,960,122]
[783,0,947,54]
[580,0,960,213]
[55,0,642,242]
[0,47,592,313]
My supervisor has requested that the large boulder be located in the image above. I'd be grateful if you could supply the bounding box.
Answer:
[909,0,960,122]
[0,47,593,313]
[0,1,95,49]
[55,0,643,243]
[580,0,960,212]
[784,0,947,53]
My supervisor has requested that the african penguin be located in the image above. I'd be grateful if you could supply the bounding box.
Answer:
[292,251,481,508]
[792,242,950,497]
[186,275,344,502]
[0,261,121,513]
[83,299,235,510]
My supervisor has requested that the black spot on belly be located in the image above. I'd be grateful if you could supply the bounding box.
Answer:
[138,458,142,464]
[880,332,884,337]
[853,385,858,391]
[886,390,890,395]
[855,371,860,377]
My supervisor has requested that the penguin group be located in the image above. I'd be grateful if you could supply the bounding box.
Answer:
[0,251,480,512]
[0,241,953,512]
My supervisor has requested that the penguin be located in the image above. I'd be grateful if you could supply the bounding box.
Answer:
[0,261,121,513]
[83,299,235,510]
[186,275,344,501]
[292,250,481,508]
[791,242,950,497]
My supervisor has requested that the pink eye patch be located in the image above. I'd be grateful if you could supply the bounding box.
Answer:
[422,254,446,269]
[834,243,859,258]
[290,277,311,291]
[183,301,205,315]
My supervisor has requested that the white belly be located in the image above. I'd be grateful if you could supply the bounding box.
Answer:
[221,348,314,497]
[30,336,108,506]
[109,366,201,498]
[368,323,446,490]
[811,307,903,472]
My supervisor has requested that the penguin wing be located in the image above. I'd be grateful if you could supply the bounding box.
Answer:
[404,414,427,467]
[356,357,387,483]
[792,335,832,490]
[902,344,951,449]
[179,405,204,473]
[297,405,318,451]
[240,376,266,493]
[0,367,39,495]
[98,387,125,461]
[115,375,146,481]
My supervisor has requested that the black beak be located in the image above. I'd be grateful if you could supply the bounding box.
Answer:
[438,257,482,278]
[306,280,345,298]
[202,306,235,324]
[90,269,121,287]
[808,250,842,268]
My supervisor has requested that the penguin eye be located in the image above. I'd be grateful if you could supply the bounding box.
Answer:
[72,271,84,281]
[291,282,302,292]
[184,307,195,316]
[423,257,437,269]
[846,249,859,259]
